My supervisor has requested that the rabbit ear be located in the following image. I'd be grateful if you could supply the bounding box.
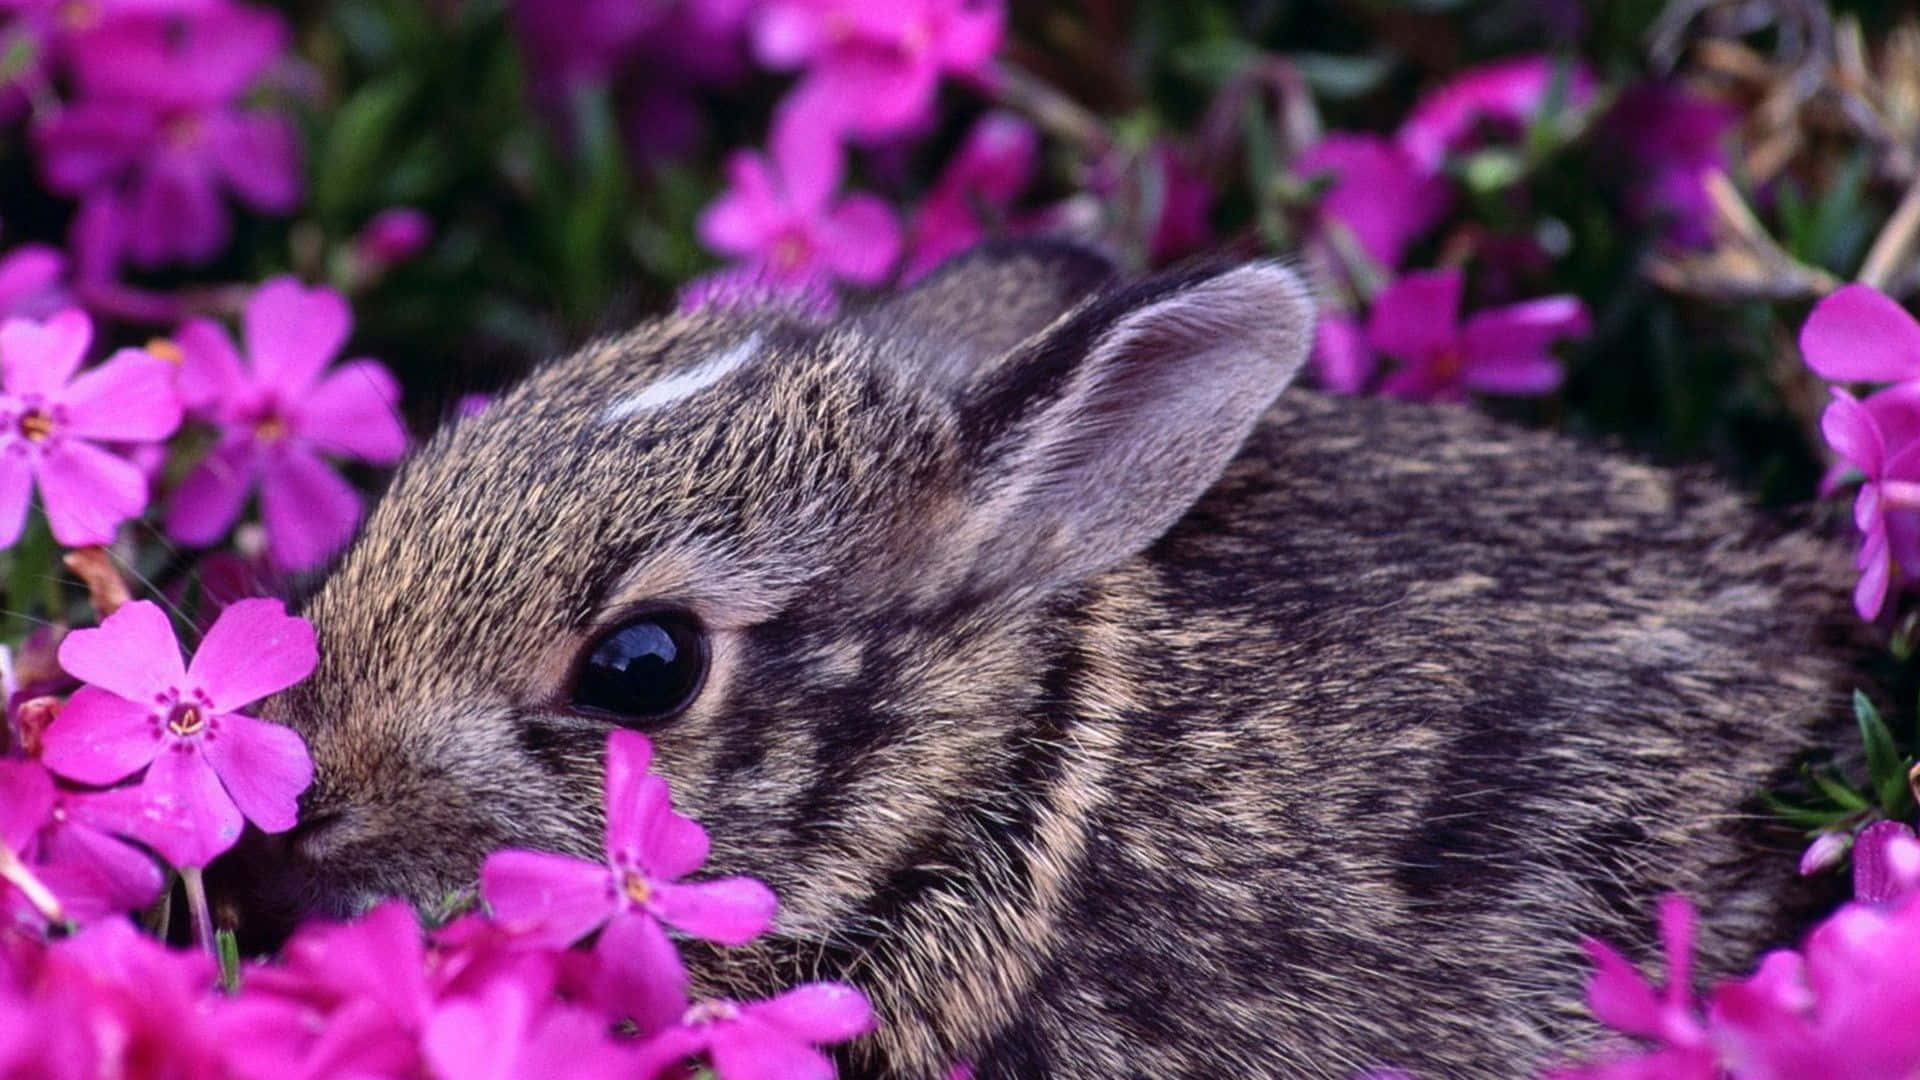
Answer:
[953,261,1315,594]
[856,239,1118,393]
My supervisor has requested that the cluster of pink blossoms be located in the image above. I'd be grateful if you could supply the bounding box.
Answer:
[3,609,870,1078]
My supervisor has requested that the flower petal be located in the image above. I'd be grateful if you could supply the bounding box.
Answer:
[36,439,148,547]
[817,194,902,286]
[188,597,317,712]
[209,110,301,213]
[38,686,164,786]
[59,349,182,441]
[480,848,616,947]
[0,309,91,397]
[1581,936,1665,1039]
[698,152,782,257]
[593,909,690,1034]
[745,982,875,1043]
[0,454,29,548]
[602,730,655,850]
[654,876,776,945]
[57,599,186,702]
[1461,296,1589,380]
[1855,523,1893,620]
[1366,270,1461,363]
[33,815,165,922]
[709,1016,836,1080]
[173,317,248,417]
[165,439,256,547]
[297,360,407,464]
[243,277,351,394]
[199,710,313,833]
[258,443,362,572]
[0,759,54,849]
[123,745,246,867]
[125,155,230,268]
[1824,389,1886,477]
[1800,284,1920,383]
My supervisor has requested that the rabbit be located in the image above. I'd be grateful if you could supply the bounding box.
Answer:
[254,240,1864,1078]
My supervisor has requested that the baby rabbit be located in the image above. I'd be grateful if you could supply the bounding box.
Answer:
[261,241,1862,1078]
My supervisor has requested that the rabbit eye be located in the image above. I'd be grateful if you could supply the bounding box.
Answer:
[571,612,707,723]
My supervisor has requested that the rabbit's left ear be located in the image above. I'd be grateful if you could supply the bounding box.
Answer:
[952,261,1316,596]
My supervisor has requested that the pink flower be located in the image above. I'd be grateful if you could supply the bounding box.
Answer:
[510,0,664,94]
[1311,315,1374,396]
[1601,83,1737,250]
[1293,133,1449,270]
[1803,283,1920,386]
[0,241,68,320]
[632,983,875,1080]
[354,207,432,268]
[481,730,777,1032]
[425,980,639,1080]
[1815,387,1920,619]
[1365,269,1589,401]
[1397,56,1596,174]
[698,112,903,288]
[753,0,1002,143]
[0,308,182,547]
[165,277,407,572]
[904,110,1038,281]
[0,759,164,926]
[1851,820,1920,903]
[1145,143,1212,262]
[39,598,316,867]
[677,261,841,320]
[33,3,301,269]
[1798,830,1851,877]
[1549,895,1716,1080]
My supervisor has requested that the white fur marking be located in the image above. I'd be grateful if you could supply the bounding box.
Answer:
[603,333,760,420]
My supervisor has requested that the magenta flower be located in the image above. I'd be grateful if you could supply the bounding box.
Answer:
[425,981,639,1080]
[698,112,903,288]
[1548,895,1716,1080]
[1397,56,1596,174]
[354,207,432,268]
[164,277,407,572]
[1851,820,1920,903]
[482,730,777,1032]
[1311,314,1374,396]
[39,598,316,868]
[904,110,1038,281]
[1803,283,1920,385]
[0,759,164,926]
[1293,133,1449,271]
[1365,269,1589,401]
[633,983,874,1080]
[1601,83,1737,250]
[753,0,1002,143]
[33,3,300,270]
[509,0,664,94]
[0,241,68,320]
[0,308,181,547]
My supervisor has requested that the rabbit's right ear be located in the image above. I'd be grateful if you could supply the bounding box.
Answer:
[949,261,1315,598]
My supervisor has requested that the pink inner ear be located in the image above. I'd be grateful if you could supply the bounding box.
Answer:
[963,262,1315,594]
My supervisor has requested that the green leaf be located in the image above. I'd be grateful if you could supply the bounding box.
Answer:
[1293,52,1393,100]
[1809,764,1871,812]
[1855,690,1907,813]
[216,928,241,992]
[315,74,422,226]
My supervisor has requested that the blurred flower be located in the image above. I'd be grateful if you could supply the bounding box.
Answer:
[39,598,316,867]
[677,261,840,318]
[1397,56,1595,174]
[904,110,1037,281]
[1550,895,1715,1079]
[1602,82,1737,250]
[698,111,902,287]
[1293,133,1449,271]
[165,277,407,572]
[0,308,181,547]
[1145,143,1211,262]
[0,759,163,926]
[482,730,776,1032]
[1851,820,1920,903]
[1798,830,1851,878]
[0,241,68,320]
[510,0,663,94]
[33,3,300,269]
[1311,315,1373,396]
[354,207,432,268]
[1365,269,1589,401]
[632,984,875,1080]
[753,0,1002,143]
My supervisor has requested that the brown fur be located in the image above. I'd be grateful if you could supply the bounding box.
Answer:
[254,242,1863,1078]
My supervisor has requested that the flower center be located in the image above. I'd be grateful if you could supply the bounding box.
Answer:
[16,408,52,443]
[58,1,98,31]
[771,232,810,273]
[255,414,288,442]
[1430,344,1466,382]
[681,1000,741,1027]
[167,703,206,737]
[620,871,652,906]
[145,337,185,365]
[162,112,202,151]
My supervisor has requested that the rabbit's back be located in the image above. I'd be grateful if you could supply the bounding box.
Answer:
[991,388,1856,1077]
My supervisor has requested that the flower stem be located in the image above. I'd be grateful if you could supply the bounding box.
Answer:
[181,866,216,955]
[0,841,64,925]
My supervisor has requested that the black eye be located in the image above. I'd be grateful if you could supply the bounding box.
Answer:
[571,612,707,722]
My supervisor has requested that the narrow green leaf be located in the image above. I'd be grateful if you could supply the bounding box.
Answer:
[1809,765,1871,812]
[1855,690,1905,812]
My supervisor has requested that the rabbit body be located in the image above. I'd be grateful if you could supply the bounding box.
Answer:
[266,244,1859,1078]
